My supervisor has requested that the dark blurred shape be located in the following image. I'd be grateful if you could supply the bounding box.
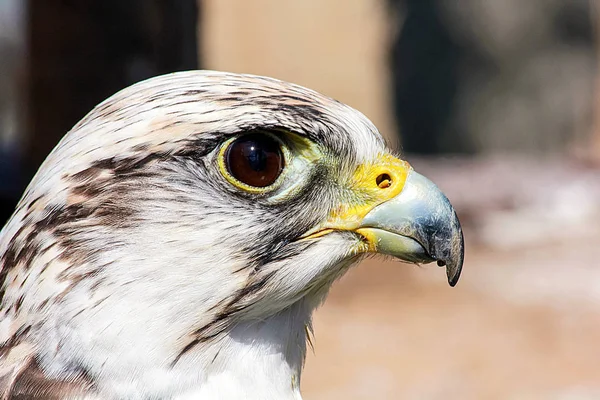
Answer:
[0,0,199,225]
[27,0,199,175]
[389,0,597,154]
[0,149,22,225]
[390,0,464,154]
[0,0,26,226]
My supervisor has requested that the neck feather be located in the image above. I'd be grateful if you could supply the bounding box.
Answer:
[173,300,311,400]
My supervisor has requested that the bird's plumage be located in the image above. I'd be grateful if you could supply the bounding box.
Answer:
[0,71,462,399]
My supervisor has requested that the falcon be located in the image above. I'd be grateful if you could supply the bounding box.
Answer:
[0,71,463,399]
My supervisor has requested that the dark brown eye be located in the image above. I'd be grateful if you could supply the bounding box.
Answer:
[224,133,284,188]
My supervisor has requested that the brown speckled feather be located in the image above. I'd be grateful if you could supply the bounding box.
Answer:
[0,343,94,399]
[0,70,388,398]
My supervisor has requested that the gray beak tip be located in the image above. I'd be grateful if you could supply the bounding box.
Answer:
[446,237,464,287]
[444,214,464,287]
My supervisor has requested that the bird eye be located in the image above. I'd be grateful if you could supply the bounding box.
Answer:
[223,133,284,188]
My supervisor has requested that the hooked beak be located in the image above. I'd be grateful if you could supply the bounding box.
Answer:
[301,154,464,286]
[356,171,464,286]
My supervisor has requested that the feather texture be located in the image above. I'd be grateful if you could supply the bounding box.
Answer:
[0,71,386,399]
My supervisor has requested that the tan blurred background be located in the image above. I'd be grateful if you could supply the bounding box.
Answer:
[2,0,600,398]
[203,2,600,399]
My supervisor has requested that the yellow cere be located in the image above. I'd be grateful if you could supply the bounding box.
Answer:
[324,154,411,231]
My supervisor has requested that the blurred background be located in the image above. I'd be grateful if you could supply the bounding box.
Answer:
[2,0,600,398]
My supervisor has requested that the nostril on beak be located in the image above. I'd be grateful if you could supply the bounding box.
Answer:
[376,173,392,189]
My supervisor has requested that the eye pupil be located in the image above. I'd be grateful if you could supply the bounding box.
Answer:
[225,133,284,188]
[247,145,267,171]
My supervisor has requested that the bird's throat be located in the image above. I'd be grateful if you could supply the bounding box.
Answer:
[174,302,311,400]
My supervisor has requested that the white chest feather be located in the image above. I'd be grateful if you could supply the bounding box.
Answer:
[174,313,307,400]
[38,302,312,399]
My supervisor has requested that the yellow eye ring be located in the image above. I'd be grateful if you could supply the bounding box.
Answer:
[218,131,289,193]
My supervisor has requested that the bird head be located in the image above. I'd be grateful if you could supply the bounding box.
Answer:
[0,71,463,396]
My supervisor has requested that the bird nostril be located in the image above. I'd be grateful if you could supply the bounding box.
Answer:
[376,173,392,189]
